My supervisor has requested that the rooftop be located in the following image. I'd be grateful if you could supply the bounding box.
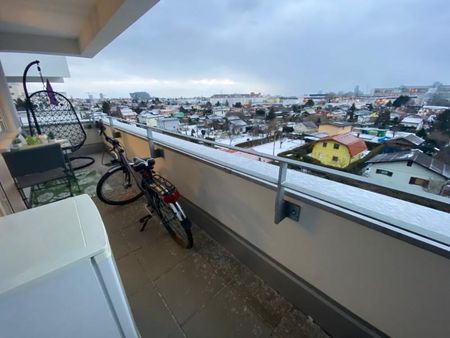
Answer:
[321,133,368,156]
[368,149,450,179]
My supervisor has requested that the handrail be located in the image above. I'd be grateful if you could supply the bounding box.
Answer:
[99,115,450,251]
[103,116,450,208]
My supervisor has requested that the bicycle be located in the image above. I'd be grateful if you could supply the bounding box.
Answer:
[96,121,193,249]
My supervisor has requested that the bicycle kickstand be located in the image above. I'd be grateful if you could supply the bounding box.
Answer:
[139,214,153,232]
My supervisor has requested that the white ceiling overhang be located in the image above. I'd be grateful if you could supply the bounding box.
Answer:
[0,0,159,57]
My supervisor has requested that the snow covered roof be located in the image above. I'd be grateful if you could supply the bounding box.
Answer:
[320,133,368,157]
[401,116,423,124]
[301,121,317,129]
[368,150,450,179]
[230,119,247,127]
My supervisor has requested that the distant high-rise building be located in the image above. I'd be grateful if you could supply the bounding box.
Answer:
[130,91,151,101]
[354,85,360,96]
[99,93,104,100]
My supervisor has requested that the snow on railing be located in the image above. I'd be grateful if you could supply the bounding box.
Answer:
[101,115,450,248]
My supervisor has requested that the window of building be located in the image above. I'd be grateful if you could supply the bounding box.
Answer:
[409,177,429,188]
[322,142,327,148]
[333,143,340,149]
[332,156,339,162]
[376,169,393,177]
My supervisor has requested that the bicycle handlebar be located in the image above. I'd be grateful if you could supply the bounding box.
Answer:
[97,120,121,148]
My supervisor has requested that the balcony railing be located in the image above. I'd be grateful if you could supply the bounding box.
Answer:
[101,116,450,251]
[92,115,450,338]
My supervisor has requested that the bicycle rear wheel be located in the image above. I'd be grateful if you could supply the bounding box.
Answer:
[96,165,143,205]
[155,198,193,249]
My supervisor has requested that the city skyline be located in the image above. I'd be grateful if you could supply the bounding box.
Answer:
[28,0,450,98]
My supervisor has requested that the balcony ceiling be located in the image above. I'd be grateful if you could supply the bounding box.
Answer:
[0,0,159,57]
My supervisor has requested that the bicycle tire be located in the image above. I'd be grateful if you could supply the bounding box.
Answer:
[96,165,143,205]
[154,197,193,249]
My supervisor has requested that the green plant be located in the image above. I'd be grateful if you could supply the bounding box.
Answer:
[12,138,22,145]
[26,136,41,145]
[47,132,55,140]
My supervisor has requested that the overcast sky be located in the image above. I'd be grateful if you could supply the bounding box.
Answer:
[62,0,450,98]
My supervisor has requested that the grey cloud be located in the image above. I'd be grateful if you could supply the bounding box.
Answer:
[63,0,450,97]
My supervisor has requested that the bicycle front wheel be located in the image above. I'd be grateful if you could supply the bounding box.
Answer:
[96,165,143,205]
[155,198,193,249]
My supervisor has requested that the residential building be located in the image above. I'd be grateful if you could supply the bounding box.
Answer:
[137,110,164,127]
[311,133,368,168]
[157,117,180,131]
[228,118,247,134]
[293,122,317,134]
[401,115,424,130]
[363,150,449,196]
[115,107,137,121]
[384,134,425,153]
[318,121,353,136]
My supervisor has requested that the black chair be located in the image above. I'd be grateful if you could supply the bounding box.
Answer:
[2,143,74,208]
[27,90,95,170]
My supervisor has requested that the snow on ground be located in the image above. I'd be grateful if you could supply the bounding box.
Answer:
[216,134,264,146]
[252,139,304,156]
[107,118,450,243]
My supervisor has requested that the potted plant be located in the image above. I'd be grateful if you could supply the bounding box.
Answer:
[10,137,23,151]
[47,132,55,142]
[26,135,41,146]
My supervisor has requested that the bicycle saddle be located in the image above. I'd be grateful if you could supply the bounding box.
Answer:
[133,157,155,171]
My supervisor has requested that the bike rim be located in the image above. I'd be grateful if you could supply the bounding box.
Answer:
[100,168,141,203]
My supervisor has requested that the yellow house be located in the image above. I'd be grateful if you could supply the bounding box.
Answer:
[311,133,368,168]
[318,122,353,136]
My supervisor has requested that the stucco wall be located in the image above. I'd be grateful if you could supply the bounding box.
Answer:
[366,161,447,195]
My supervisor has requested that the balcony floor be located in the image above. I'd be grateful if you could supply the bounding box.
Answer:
[90,153,328,338]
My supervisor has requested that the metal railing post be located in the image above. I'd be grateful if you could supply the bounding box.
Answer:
[108,116,115,136]
[274,162,300,224]
[147,127,155,158]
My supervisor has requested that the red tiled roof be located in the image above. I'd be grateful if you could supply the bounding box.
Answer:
[321,133,367,157]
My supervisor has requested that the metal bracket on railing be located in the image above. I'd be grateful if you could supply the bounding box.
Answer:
[274,162,301,224]
[146,127,164,158]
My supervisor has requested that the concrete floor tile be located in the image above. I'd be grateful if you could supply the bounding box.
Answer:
[155,253,226,324]
[182,286,272,338]
[193,229,241,283]
[229,265,292,329]
[136,235,192,281]
[108,230,139,259]
[116,253,151,298]
[93,198,147,234]
[129,283,185,338]
[121,215,167,250]
[272,308,330,338]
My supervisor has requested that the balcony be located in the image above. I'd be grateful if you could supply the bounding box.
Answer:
[1,111,449,338]
[84,117,449,338]
[95,189,327,337]
[0,2,449,336]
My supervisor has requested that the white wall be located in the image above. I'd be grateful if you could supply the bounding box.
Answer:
[366,161,447,195]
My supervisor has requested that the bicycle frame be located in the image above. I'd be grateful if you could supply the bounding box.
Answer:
[98,122,187,222]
